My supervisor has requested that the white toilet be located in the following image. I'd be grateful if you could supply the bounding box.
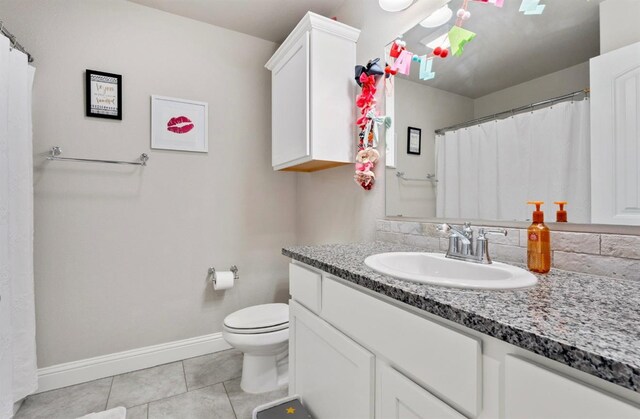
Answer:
[222,303,289,394]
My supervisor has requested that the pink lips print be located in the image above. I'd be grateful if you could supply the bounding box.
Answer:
[167,116,194,134]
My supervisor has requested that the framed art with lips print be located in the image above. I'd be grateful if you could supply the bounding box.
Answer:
[151,95,209,152]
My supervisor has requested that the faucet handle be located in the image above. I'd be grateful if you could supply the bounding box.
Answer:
[475,228,506,264]
[462,222,473,237]
[437,223,452,233]
[478,228,507,238]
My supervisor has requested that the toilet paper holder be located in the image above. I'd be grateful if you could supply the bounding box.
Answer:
[208,265,239,284]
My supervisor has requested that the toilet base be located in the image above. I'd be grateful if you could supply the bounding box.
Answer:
[240,351,289,394]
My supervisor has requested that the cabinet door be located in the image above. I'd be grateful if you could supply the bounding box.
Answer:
[271,31,310,170]
[591,40,640,224]
[289,300,374,419]
[505,355,640,419]
[378,362,465,419]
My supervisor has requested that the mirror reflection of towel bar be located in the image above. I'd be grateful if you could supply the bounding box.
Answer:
[396,171,438,183]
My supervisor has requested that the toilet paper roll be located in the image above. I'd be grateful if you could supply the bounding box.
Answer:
[213,271,234,290]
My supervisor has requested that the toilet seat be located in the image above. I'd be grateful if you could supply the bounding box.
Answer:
[224,322,288,334]
[224,303,289,335]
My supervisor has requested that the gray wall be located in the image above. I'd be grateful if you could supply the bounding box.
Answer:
[473,62,590,119]
[1,0,297,367]
[386,78,474,218]
[600,0,640,54]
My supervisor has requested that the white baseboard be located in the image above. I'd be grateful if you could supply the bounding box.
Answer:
[37,332,231,394]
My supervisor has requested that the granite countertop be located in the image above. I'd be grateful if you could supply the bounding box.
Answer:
[282,241,640,393]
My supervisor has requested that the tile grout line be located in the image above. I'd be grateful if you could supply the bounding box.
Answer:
[181,360,189,392]
[599,233,602,255]
[143,382,234,418]
[123,403,150,419]
[120,363,191,410]
[104,376,115,411]
[222,380,239,419]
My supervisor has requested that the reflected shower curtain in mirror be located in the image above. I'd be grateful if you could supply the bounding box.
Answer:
[436,100,590,223]
[0,35,37,417]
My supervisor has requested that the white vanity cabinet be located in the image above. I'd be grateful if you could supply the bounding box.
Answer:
[288,261,640,419]
[288,262,480,419]
[265,12,360,172]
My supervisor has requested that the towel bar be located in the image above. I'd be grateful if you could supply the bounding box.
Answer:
[47,146,148,166]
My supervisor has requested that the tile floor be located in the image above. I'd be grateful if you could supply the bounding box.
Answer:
[15,349,288,419]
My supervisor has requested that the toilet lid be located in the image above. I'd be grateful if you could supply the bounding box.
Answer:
[224,303,289,330]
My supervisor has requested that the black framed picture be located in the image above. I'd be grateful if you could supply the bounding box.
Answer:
[407,126,421,155]
[85,69,122,120]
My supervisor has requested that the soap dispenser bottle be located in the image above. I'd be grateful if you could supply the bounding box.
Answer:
[554,201,568,222]
[527,201,551,273]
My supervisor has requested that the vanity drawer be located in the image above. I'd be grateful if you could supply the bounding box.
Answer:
[322,277,481,417]
[289,263,322,314]
[505,355,640,419]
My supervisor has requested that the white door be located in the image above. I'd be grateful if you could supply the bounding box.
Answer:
[289,300,375,419]
[377,362,465,419]
[271,31,310,170]
[504,356,640,419]
[591,41,640,224]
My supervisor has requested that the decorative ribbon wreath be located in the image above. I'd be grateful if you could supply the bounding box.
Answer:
[354,59,391,190]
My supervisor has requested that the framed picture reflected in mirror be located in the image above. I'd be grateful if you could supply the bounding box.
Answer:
[407,126,421,155]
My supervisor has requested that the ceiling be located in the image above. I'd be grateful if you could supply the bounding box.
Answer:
[127,0,348,43]
[129,0,602,98]
[400,0,602,98]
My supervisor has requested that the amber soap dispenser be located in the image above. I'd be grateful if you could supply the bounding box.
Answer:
[555,201,568,222]
[527,201,551,273]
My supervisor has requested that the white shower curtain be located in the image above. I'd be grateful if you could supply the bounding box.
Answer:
[436,100,590,223]
[0,35,37,418]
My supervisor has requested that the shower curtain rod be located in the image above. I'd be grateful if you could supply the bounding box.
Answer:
[435,88,590,135]
[0,21,34,63]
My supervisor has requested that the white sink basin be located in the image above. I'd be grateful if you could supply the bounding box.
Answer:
[364,252,537,290]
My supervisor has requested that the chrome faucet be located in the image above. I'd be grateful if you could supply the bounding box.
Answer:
[437,223,507,264]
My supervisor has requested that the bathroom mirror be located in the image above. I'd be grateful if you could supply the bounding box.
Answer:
[384,0,616,226]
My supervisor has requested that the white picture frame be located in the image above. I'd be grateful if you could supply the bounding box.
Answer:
[384,43,396,169]
[151,95,208,153]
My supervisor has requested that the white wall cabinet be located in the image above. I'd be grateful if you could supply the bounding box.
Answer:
[591,40,640,225]
[265,12,360,172]
[288,261,640,419]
